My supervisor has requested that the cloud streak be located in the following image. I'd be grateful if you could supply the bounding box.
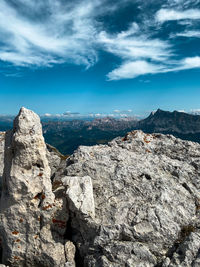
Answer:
[156,8,200,22]
[0,0,200,80]
[172,30,200,38]
[108,57,200,81]
[0,0,100,67]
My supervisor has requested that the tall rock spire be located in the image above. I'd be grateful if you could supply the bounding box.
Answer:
[0,107,69,266]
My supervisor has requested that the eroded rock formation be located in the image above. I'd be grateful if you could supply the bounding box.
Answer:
[60,131,200,266]
[0,108,200,266]
[0,108,70,266]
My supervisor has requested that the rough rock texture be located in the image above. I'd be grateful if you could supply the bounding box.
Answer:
[62,176,95,220]
[0,108,200,267]
[0,108,70,266]
[62,130,200,266]
[0,132,5,178]
[0,133,65,195]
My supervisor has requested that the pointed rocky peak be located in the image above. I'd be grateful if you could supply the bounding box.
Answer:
[151,109,169,116]
[13,107,42,136]
[155,108,163,113]
[0,107,87,266]
[3,107,54,198]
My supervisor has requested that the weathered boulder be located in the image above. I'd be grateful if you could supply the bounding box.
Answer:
[0,108,69,266]
[63,130,200,266]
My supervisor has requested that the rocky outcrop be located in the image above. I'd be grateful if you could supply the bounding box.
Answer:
[62,131,200,266]
[0,108,70,266]
[0,108,200,267]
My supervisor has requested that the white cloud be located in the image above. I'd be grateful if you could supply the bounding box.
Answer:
[1,0,200,81]
[108,56,200,80]
[0,0,100,67]
[0,0,136,68]
[98,21,176,80]
[99,30,171,62]
[190,109,200,115]
[119,114,128,117]
[180,56,200,69]
[44,113,52,117]
[177,110,186,113]
[156,8,200,23]
[108,61,164,80]
[103,20,200,80]
[173,30,200,38]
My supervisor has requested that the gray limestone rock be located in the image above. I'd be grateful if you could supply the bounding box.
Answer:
[63,130,200,266]
[0,108,69,267]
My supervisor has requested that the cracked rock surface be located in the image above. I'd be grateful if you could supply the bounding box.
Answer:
[63,130,200,266]
[0,108,200,267]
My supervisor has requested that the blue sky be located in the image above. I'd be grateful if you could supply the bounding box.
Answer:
[0,0,200,116]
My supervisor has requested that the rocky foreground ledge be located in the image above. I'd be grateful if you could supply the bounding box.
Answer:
[0,108,200,267]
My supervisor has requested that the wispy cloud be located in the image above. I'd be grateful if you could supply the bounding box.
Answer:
[107,61,163,80]
[99,23,174,80]
[105,6,200,80]
[108,56,200,80]
[156,8,200,22]
[99,28,171,62]
[0,0,100,67]
[1,0,200,81]
[172,30,200,38]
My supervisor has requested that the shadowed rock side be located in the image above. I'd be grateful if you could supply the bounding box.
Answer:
[0,108,200,267]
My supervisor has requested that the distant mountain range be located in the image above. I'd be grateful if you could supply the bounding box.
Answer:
[42,117,138,154]
[138,109,200,133]
[1,109,200,154]
[137,109,200,144]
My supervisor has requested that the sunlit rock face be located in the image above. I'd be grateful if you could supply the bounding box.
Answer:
[0,108,69,267]
[0,107,200,267]
[64,131,200,266]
